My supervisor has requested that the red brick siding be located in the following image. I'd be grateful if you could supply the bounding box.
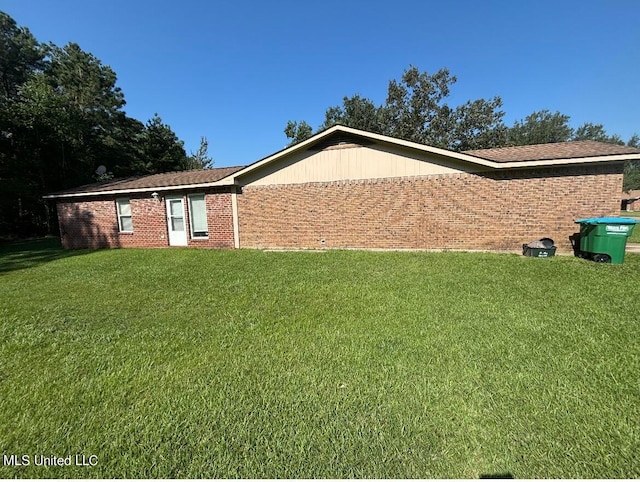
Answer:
[57,190,234,249]
[185,192,235,248]
[237,165,623,253]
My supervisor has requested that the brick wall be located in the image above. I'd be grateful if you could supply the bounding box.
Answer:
[57,190,234,249]
[237,164,624,253]
[56,165,623,252]
[624,198,639,211]
[187,191,235,248]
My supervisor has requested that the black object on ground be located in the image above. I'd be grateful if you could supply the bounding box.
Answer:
[523,238,556,257]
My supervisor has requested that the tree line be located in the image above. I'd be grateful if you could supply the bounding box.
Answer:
[285,66,639,190]
[0,12,211,237]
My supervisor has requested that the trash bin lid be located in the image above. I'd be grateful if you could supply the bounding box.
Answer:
[539,237,554,248]
[575,217,638,225]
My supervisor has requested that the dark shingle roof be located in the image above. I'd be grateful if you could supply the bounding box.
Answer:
[464,140,640,162]
[47,166,245,197]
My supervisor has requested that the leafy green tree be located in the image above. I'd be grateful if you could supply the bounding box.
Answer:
[0,12,47,235]
[506,110,573,145]
[0,12,44,100]
[623,163,640,192]
[47,42,124,115]
[321,94,385,134]
[134,114,188,174]
[41,42,127,187]
[184,136,213,170]
[572,122,624,144]
[382,66,457,147]
[450,97,508,151]
[285,66,507,151]
[104,114,146,176]
[284,120,313,145]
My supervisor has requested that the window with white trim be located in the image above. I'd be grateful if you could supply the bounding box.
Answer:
[116,198,133,232]
[188,194,208,238]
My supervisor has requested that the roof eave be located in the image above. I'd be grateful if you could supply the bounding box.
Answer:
[43,178,236,200]
[483,153,638,169]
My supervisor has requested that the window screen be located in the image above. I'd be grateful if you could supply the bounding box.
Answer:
[188,194,208,238]
[116,199,133,232]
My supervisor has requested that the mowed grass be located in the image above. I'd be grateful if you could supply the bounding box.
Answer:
[1,240,639,478]
[621,211,640,243]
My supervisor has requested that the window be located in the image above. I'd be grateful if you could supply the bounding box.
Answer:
[116,198,133,232]
[188,194,208,238]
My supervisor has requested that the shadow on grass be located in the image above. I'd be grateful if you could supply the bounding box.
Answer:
[0,237,87,274]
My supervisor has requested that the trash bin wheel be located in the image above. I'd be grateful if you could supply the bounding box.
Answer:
[592,253,612,263]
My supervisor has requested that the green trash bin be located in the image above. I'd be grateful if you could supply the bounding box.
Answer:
[574,217,638,264]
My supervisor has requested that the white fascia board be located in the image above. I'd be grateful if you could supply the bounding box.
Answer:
[43,179,235,200]
[489,153,639,169]
[332,127,640,168]
[334,126,492,166]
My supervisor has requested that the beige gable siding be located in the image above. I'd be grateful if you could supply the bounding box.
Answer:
[239,143,476,186]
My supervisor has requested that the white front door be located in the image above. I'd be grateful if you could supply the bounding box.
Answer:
[166,196,188,246]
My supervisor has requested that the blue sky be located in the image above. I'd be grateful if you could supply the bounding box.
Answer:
[2,0,639,167]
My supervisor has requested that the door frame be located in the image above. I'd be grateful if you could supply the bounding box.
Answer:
[165,195,188,246]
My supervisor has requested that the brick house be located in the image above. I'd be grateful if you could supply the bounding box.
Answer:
[622,190,640,212]
[45,125,640,252]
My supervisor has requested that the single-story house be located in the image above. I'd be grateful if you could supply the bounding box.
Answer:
[621,190,640,211]
[44,125,640,253]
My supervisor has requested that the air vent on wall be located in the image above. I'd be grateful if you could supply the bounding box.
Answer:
[307,132,374,151]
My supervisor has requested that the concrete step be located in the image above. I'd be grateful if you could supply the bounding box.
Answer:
[627,243,640,253]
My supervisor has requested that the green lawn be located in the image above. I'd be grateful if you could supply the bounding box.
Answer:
[1,239,639,478]
[621,211,640,243]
